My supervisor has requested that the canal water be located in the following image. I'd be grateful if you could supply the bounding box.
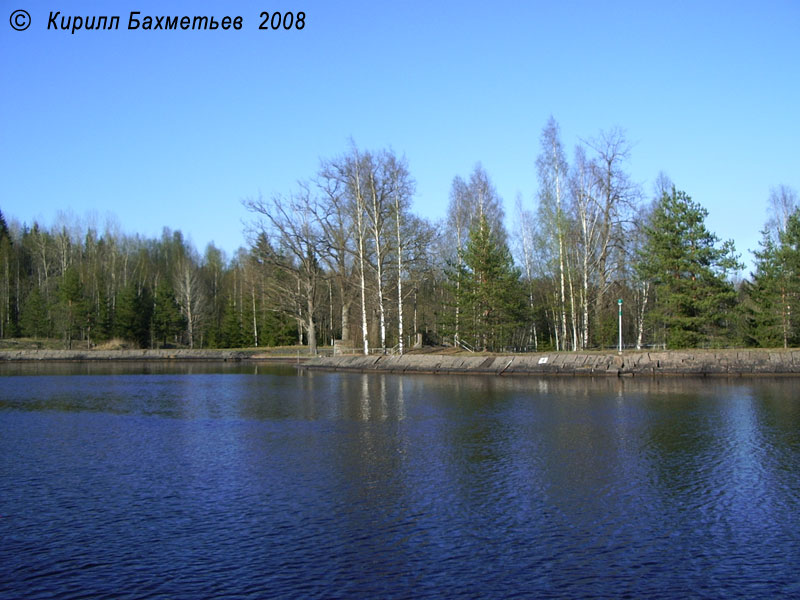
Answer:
[1,363,799,598]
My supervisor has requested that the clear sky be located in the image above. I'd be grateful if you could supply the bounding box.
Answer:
[2,1,798,273]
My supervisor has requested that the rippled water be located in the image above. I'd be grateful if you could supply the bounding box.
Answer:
[1,364,799,599]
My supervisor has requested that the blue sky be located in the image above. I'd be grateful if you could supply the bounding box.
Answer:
[1,1,798,273]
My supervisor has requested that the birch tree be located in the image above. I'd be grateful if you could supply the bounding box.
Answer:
[349,149,371,355]
[766,184,799,241]
[569,145,598,349]
[585,128,640,342]
[513,194,539,350]
[364,151,393,353]
[536,117,570,350]
[388,154,415,355]
[173,250,206,349]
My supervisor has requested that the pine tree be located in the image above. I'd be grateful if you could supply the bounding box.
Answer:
[747,210,800,347]
[637,187,742,348]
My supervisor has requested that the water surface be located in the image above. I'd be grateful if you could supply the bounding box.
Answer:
[1,365,799,598]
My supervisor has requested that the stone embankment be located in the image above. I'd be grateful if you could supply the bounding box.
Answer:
[0,349,303,362]
[305,350,800,376]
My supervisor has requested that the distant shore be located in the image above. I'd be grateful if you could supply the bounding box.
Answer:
[304,349,800,376]
[0,349,308,363]
[3,348,800,376]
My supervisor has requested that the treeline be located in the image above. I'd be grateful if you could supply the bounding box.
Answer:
[0,217,299,350]
[2,119,798,351]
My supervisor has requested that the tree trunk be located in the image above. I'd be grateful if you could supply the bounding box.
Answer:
[636,281,649,350]
[568,256,578,351]
[354,163,370,356]
[395,188,405,356]
[306,291,317,354]
[251,286,258,347]
[341,299,351,342]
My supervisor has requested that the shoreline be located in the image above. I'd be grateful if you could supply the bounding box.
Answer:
[0,349,310,363]
[2,348,800,376]
[303,350,800,377]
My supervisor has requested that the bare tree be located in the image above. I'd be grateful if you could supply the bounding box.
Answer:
[766,184,799,241]
[570,145,599,349]
[364,152,393,353]
[513,193,539,350]
[173,250,206,349]
[350,149,371,355]
[387,154,415,355]
[243,188,323,354]
[316,157,357,344]
[585,127,640,338]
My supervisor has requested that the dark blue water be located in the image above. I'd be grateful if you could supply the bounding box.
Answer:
[1,364,799,599]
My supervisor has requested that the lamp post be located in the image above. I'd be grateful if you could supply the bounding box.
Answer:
[618,298,623,354]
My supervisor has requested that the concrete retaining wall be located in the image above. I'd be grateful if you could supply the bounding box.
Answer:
[4,349,799,375]
[0,349,299,362]
[305,350,800,376]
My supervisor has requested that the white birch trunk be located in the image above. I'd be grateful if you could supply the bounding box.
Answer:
[369,176,387,354]
[568,257,578,351]
[251,285,258,347]
[394,187,404,355]
[636,281,649,350]
[555,158,568,351]
[353,162,370,355]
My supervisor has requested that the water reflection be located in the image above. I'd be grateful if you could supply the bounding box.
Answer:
[1,368,799,598]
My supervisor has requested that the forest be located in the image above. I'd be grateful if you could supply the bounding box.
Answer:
[2,118,798,353]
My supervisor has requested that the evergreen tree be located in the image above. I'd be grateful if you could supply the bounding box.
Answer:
[0,209,9,242]
[259,309,297,347]
[0,209,13,338]
[747,210,800,347]
[220,297,244,348]
[747,233,787,346]
[56,266,88,349]
[94,289,114,343]
[456,213,526,351]
[20,287,49,338]
[637,187,742,348]
[115,282,152,348]
[152,280,184,347]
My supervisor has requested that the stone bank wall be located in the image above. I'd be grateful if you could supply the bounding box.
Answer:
[0,349,290,362]
[306,350,800,376]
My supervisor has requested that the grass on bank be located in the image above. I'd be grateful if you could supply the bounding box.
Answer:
[0,338,332,356]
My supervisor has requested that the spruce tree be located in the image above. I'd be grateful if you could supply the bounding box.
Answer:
[637,187,742,348]
[220,297,244,348]
[56,266,87,349]
[0,209,12,339]
[152,280,184,348]
[0,209,10,243]
[20,288,49,338]
[458,213,525,351]
[115,282,153,348]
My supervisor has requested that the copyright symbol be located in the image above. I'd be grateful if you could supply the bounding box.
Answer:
[10,9,31,31]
